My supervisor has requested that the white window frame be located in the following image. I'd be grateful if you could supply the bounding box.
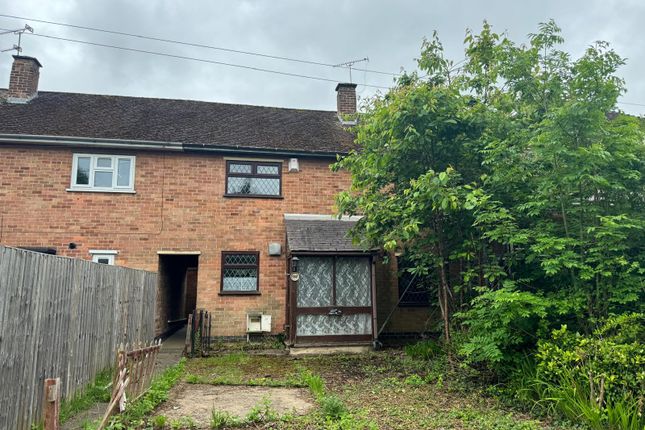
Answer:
[69,154,136,193]
[90,250,118,265]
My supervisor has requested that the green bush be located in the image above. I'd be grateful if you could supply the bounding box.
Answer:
[511,314,645,429]
[455,284,551,368]
[537,314,644,408]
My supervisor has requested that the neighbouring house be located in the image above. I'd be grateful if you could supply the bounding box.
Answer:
[0,55,435,347]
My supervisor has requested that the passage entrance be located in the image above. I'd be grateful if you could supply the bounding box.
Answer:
[293,256,373,344]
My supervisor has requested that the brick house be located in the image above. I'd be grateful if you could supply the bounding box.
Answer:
[0,55,434,346]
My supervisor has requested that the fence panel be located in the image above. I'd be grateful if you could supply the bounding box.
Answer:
[0,245,157,430]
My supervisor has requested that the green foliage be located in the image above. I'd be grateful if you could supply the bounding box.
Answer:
[209,409,241,429]
[456,283,551,366]
[319,395,348,420]
[151,415,167,429]
[60,368,112,423]
[404,339,442,360]
[536,314,644,410]
[106,358,186,429]
[300,369,326,400]
[335,18,643,369]
[246,396,279,423]
[403,374,425,386]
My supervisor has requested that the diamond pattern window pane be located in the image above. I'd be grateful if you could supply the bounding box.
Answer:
[336,257,371,306]
[229,163,252,174]
[297,257,333,307]
[222,268,257,291]
[224,253,257,266]
[257,165,279,175]
[227,177,279,195]
[296,314,372,336]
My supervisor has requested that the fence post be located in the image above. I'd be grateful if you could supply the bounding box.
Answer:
[43,378,60,430]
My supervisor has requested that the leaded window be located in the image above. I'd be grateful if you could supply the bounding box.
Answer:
[225,160,281,197]
[221,252,259,293]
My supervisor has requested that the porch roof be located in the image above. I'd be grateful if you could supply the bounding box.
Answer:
[284,215,376,253]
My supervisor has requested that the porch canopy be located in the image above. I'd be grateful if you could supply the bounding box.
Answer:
[284,214,378,345]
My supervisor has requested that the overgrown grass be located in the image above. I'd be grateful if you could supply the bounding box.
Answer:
[59,368,112,424]
[103,358,186,429]
[510,359,645,430]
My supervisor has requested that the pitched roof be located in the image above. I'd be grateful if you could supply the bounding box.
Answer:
[285,216,374,253]
[0,91,354,155]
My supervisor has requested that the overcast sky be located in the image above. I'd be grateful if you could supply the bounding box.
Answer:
[1,1,644,115]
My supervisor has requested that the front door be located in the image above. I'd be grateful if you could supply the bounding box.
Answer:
[293,256,373,344]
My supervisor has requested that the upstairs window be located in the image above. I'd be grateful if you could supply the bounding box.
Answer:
[70,154,135,192]
[225,160,281,197]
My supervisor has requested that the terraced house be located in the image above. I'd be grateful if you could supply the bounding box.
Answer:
[0,55,433,348]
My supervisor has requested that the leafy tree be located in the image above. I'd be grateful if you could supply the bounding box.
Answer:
[334,21,644,366]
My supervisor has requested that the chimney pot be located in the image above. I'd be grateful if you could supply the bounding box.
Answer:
[7,55,42,103]
[335,82,357,122]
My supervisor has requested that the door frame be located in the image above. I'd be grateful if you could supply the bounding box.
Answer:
[287,251,377,346]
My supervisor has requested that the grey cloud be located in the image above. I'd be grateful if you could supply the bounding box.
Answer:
[0,0,643,115]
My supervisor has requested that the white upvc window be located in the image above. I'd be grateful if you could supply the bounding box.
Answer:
[69,154,136,192]
[90,250,118,265]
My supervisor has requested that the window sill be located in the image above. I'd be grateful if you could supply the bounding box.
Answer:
[223,194,283,199]
[66,188,136,194]
[219,291,261,296]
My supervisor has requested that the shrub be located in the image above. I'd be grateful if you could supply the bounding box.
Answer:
[512,314,645,429]
[455,284,551,368]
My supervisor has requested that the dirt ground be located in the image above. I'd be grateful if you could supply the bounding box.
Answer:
[156,383,314,427]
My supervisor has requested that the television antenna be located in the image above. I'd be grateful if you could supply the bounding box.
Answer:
[334,57,369,83]
[1,24,34,54]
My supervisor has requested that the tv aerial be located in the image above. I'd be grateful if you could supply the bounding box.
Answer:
[1,24,34,54]
[334,57,369,83]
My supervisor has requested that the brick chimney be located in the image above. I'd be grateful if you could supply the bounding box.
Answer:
[7,55,42,103]
[335,83,357,120]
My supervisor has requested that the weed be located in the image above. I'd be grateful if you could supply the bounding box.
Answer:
[319,395,347,420]
[246,396,279,423]
[185,374,200,384]
[169,416,197,429]
[60,368,112,424]
[105,358,185,429]
[151,415,167,429]
[300,370,326,399]
[403,374,425,386]
[210,409,241,429]
[404,339,442,361]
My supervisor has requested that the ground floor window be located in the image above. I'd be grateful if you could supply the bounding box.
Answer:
[397,256,431,307]
[90,250,118,265]
[221,251,259,293]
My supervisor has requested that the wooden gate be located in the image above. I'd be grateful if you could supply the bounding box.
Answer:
[184,309,212,357]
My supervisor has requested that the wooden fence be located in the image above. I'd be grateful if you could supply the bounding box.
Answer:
[0,245,157,430]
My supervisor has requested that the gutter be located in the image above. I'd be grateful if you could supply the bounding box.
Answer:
[0,134,347,158]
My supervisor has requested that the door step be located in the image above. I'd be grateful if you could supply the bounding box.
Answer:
[288,344,372,355]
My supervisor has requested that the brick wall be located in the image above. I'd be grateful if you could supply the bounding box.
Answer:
[0,145,352,337]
